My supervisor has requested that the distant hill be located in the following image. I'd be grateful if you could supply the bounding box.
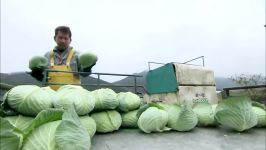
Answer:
[113,70,238,93]
[1,72,42,86]
[0,72,127,93]
[112,70,147,94]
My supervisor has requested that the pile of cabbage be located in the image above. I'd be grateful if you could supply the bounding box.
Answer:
[1,85,265,150]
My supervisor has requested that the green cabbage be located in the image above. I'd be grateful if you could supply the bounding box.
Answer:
[91,88,119,110]
[4,85,55,116]
[54,85,95,115]
[137,107,170,133]
[251,102,266,128]
[167,104,198,131]
[192,102,216,126]
[215,96,258,131]
[29,56,48,70]
[117,92,141,112]
[91,110,122,133]
[80,116,97,138]
[252,106,266,127]
[78,52,98,68]
[121,110,139,128]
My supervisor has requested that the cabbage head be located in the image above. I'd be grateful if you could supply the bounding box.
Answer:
[252,106,266,127]
[54,85,95,115]
[91,88,119,110]
[29,56,48,70]
[252,102,266,127]
[117,92,141,112]
[215,96,257,131]
[78,52,98,68]
[121,110,139,128]
[4,85,55,116]
[167,104,198,131]
[80,116,97,137]
[192,102,216,126]
[91,110,122,133]
[137,107,170,133]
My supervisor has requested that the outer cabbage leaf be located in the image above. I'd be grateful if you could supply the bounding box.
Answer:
[4,115,34,131]
[55,105,91,150]
[22,105,91,150]
[22,120,61,150]
[0,117,24,150]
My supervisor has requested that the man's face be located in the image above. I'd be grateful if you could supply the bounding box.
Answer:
[54,31,71,50]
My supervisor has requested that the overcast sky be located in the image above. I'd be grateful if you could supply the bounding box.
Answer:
[1,0,265,82]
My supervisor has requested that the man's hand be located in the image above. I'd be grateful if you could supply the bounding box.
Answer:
[80,63,95,77]
[30,68,44,82]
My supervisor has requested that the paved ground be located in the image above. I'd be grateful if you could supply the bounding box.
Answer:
[91,127,266,150]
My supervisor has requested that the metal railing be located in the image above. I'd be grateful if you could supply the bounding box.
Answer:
[42,69,145,94]
[223,85,266,97]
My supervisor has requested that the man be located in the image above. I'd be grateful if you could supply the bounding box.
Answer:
[30,26,97,90]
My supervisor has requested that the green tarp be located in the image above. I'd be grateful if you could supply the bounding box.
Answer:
[145,63,178,94]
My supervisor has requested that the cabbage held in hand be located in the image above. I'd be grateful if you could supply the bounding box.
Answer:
[91,110,122,133]
[78,52,98,68]
[117,92,141,112]
[3,85,55,116]
[137,107,169,133]
[29,56,48,70]
[215,96,257,131]
[54,85,95,116]
[91,88,119,110]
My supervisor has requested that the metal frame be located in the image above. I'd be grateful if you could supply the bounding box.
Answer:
[148,56,205,71]
[42,69,144,94]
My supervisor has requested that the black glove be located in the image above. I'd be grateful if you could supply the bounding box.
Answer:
[30,68,44,82]
[80,63,95,77]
